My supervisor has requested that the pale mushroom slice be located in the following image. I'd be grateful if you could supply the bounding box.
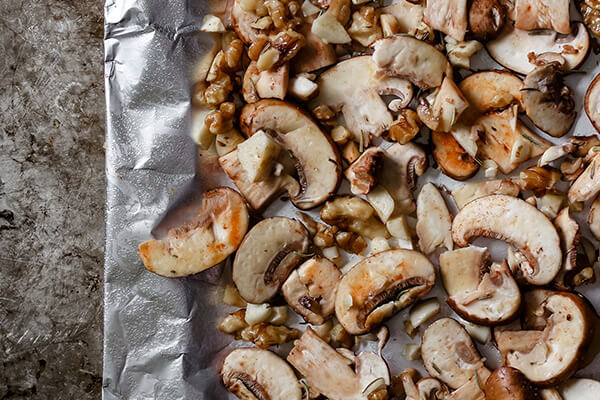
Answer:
[372,35,451,90]
[515,0,571,34]
[451,179,521,209]
[380,0,427,36]
[487,22,589,74]
[458,70,523,120]
[483,367,541,400]
[559,379,600,400]
[538,142,576,167]
[335,249,436,335]
[585,73,600,134]
[440,247,521,325]
[287,327,390,400]
[221,348,302,400]
[139,187,249,277]
[239,99,342,209]
[588,195,600,240]
[521,63,575,138]
[422,318,490,389]
[553,208,582,289]
[232,217,310,303]
[281,256,341,325]
[416,183,453,254]
[310,56,413,143]
[420,76,470,132]
[379,142,428,215]
[452,195,562,285]
[495,291,594,386]
[424,0,468,41]
[568,152,600,203]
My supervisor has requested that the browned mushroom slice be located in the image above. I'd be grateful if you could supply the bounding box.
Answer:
[432,131,479,181]
[139,187,249,277]
[496,291,594,386]
[588,195,600,240]
[424,0,468,41]
[585,73,600,134]
[344,147,385,195]
[422,318,490,389]
[553,208,583,290]
[239,100,342,209]
[321,196,390,239]
[568,152,600,203]
[515,0,571,33]
[452,195,562,285]
[232,217,310,303]
[416,183,453,254]
[483,367,541,400]
[459,70,522,118]
[335,249,435,335]
[281,256,341,325]
[521,63,575,138]
[221,348,302,400]
[451,179,521,209]
[469,0,507,41]
[287,327,390,400]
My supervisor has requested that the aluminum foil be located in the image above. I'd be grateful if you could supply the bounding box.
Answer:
[103,1,600,398]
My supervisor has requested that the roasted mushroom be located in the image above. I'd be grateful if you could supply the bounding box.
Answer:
[321,196,389,239]
[221,348,302,400]
[432,131,479,181]
[451,179,521,209]
[567,152,600,203]
[452,195,562,285]
[416,183,453,254]
[335,249,436,335]
[139,187,249,277]
[344,147,385,195]
[588,195,600,240]
[514,0,571,34]
[483,367,541,400]
[553,208,583,290]
[459,70,522,118]
[424,0,468,41]
[585,72,600,134]
[469,0,507,41]
[232,217,310,303]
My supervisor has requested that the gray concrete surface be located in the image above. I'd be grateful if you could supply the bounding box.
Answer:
[0,1,104,398]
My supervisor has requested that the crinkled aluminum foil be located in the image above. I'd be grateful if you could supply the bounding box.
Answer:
[103,1,600,398]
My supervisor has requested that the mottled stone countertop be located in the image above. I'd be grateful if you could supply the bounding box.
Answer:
[0,1,105,398]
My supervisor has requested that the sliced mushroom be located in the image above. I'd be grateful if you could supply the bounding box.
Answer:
[310,56,413,143]
[469,0,507,41]
[281,256,341,325]
[452,195,561,285]
[139,187,249,277]
[451,179,521,209]
[458,70,522,117]
[287,327,390,400]
[232,217,310,303]
[515,0,570,34]
[487,22,589,74]
[585,73,600,134]
[432,131,479,181]
[430,76,470,132]
[293,20,337,74]
[541,389,563,400]
[344,147,384,195]
[372,35,451,90]
[588,195,600,240]
[335,249,436,335]
[380,142,428,215]
[422,318,490,389]
[495,291,594,386]
[474,107,550,174]
[424,0,468,41]
[238,99,342,209]
[231,0,262,44]
[415,378,450,400]
[538,143,576,166]
[483,367,541,400]
[521,63,575,138]
[559,378,600,400]
[380,0,427,36]
[416,183,453,254]
[221,348,302,400]
[321,196,389,239]
[553,208,582,289]
[567,153,600,203]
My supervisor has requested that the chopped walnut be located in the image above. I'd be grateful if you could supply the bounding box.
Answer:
[205,102,236,135]
[387,109,422,144]
[344,147,384,195]
[239,322,300,348]
[314,223,338,248]
[519,166,562,196]
[336,231,367,254]
[348,6,383,47]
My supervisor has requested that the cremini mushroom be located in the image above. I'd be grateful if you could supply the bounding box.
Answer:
[320,196,390,239]
[416,183,453,254]
[469,0,507,41]
[459,70,522,118]
[451,179,521,209]
[585,72,600,134]
[335,249,436,335]
[232,217,310,303]
[281,256,341,325]
[567,152,600,203]
[452,195,562,285]
[221,348,302,400]
[559,378,600,400]
[515,0,571,33]
[424,0,468,41]
[432,131,479,181]
[344,147,385,195]
[483,367,541,400]
[139,187,249,277]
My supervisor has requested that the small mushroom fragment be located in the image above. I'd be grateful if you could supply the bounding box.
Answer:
[293,20,337,73]
[444,37,484,69]
[515,0,571,34]
[585,73,600,133]
[424,0,468,41]
[540,389,563,400]
[372,35,451,90]
[588,195,600,240]
[553,208,583,290]
[521,63,575,138]
[452,195,562,285]
[567,152,600,203]
[416,183,453,254]
[254,63,290,100]
[232,217,310,303]
[345,147,384,195]
[380,0,428,37]
[238,99,342,209]
[432,131,479,181]
[282,256,341,325]
[287,327,390,400]
[288,75,319,101]
[422,318,490,389]
[483,367,541,400]
[221,348,302,400]
[451,179,521,209]
[335,249,436,335]
[559,378,600,400]
[231,0,262,44]
[139,187,249,277]
[427,77,470,132]
[321,196,390,239]
[487,22,590,74]
[440,247,521,325]
[538,143,576,166]
[495,291,594,386]
[469,0,507,41]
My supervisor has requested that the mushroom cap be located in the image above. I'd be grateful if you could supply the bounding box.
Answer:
[452,195,561,285]
[221,348,302,400]
[432,131,479,181]
[421,318,487,389]
[416,183,454,254]
[239,99,342,209]
[139,187,249,277]
[487,22,590,75]
[233,217,310,303]
[585,72,600,134]
[559,378,600,400]
[335,249,436,335]
[483,367,541,400]
[469,0,507,41]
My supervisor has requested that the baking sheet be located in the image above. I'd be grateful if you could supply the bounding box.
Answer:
[103,1,600,398]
